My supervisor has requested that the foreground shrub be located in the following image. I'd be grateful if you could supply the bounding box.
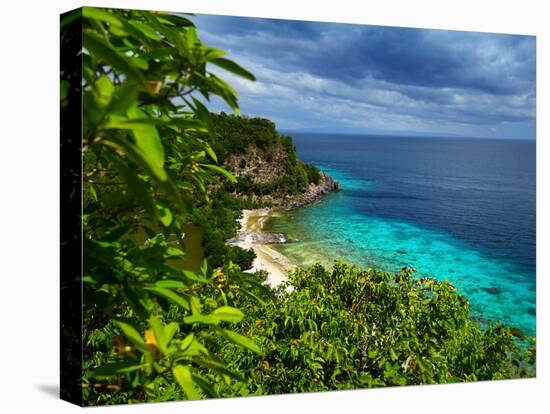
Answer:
[224,263,535,395]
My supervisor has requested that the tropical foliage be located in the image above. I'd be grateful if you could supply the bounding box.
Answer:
[68,7,269,404]
[221,264,535,395]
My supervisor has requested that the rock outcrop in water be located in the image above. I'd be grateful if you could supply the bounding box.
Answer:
[483,286,503,295]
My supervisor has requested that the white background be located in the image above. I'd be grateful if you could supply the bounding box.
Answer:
[0,0,547,412]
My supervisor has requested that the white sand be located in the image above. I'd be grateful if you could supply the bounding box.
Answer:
[230,209,295,288]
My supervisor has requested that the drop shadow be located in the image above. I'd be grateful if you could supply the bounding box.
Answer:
[36,384,59,399]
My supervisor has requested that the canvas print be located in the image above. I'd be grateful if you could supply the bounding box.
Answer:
[60,7,536,406]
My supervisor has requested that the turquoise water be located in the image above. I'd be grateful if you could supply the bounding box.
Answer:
[267,137,536,338]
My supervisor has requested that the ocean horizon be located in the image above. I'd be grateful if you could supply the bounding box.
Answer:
[268,132,536,337]
[281,130,537,142]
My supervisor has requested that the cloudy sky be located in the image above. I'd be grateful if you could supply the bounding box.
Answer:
[194,14,536,139]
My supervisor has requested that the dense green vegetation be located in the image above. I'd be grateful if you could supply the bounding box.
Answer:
[223,265,535,394]
[73,7,271,405]
[202,114,280,161]
[67,7,535,406]
[204,113,321,197]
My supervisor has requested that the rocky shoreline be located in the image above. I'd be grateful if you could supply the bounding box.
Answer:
[283,172,339,210]
[227,172,339,287]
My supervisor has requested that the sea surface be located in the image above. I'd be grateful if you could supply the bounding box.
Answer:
[267,133,536,337]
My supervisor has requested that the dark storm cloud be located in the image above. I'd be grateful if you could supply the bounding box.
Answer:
[316,28,534,96]
[194,14,536,139]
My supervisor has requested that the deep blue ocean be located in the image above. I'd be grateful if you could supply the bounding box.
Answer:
[268,133,536,337]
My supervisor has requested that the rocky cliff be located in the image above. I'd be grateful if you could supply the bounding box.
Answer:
[224,143,290,185]
[283,172,339,210]
[204,113,339,209]
[222,143,339,209]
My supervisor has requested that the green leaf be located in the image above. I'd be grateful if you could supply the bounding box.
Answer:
[83,31,146,84]
[200,164,237,183]
[82,275,97,284]
[183,306,243,325]
[206,75,240,112]
[203,47,226,60]
[165,247,185,257]
[126,106,166,181]
[182,270,210,284]
[154,280,187,289]
[183,314,219,325]
[219,329,263,355]
[237,287,267,306]
[209,57,256,81]
[191,374,219,398]
[145,287,190,310]
[190,97,216,136]
[150,316,179,354]
[108,116,206,131]
[105,112,168,183]
[417,358,428,373]
[140,47,175,61]
[162,13,195,28]
[185,26,200,51]
[173,365,200,400]
[141,12,176,42]
[114,320,148,353]
[190,295,202,315]
[178,335,209,357]
[179,333,195,353]
[103,224,131,242]
[108,82,138,115]
[156,204,173,227]
[106,136,183,210]
[60,80,69,101]
[211,306,244,323]
[194,358,244,381]
[202,141,218,163]
[88,184,98,201]
[127,19,162,41]
[105,151,156,217]
[93,75,115,107]
[93,362,149,377]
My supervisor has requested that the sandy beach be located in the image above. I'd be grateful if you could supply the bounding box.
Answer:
[229,208,295,288]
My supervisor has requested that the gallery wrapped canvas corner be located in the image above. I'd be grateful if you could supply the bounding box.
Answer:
[60,6,536,407]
